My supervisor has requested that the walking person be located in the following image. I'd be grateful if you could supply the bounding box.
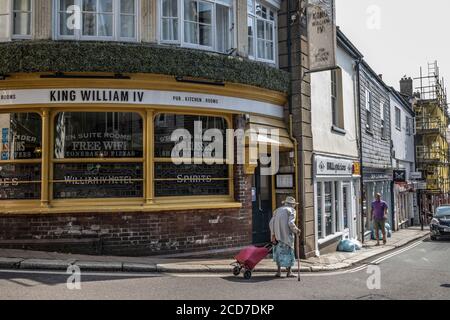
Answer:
[269,196,301,278]
[371,193,388,246]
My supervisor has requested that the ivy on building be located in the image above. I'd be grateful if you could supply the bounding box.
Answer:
[0,41,289,93]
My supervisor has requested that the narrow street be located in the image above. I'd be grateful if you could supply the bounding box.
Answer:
[1,238,448,300]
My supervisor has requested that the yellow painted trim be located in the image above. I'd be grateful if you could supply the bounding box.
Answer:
[1,73,287,106]
[41,108,50,207]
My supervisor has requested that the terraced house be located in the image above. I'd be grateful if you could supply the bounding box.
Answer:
[0,0,310,255]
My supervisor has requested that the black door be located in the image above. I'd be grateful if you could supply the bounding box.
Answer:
[252,165,273,244]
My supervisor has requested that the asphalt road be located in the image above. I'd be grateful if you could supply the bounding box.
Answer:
[0,238,449,300]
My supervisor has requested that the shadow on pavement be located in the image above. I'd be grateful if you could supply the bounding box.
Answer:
[0,271,163,287]
[221,275,289,283]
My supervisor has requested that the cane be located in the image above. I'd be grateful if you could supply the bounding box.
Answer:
[296,232,301,282]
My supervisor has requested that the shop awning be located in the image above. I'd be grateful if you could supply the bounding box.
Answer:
[246,115,294,150]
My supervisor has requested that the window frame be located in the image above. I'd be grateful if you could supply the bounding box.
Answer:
[365,90,373,132]
[158,0,234,54]
[247,0,277,64]
[0,111,42,202]
[152,111,233,199]
[0,0,33,41]
[395,106,401,131]
[331,68,344,130]
[55,0,140,42]
[50,109,145,201]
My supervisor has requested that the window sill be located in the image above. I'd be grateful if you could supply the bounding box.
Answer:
[0,199,242,215]
[365,129,374,136]
[318,232,344,246]
[331,126,346,135]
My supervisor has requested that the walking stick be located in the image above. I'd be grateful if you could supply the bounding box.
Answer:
[296,232,301,282]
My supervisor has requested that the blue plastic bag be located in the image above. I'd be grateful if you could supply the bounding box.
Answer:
[337,239,356,252]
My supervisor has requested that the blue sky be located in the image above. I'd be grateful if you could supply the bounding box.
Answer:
[335,0,450,92]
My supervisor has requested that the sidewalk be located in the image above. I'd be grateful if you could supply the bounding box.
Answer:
[0,227,429,273]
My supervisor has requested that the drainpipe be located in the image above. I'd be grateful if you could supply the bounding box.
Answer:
[355,58,365,243]
[287,0,302,255]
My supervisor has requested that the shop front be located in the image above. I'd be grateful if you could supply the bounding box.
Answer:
[314,155,361,255]
[362,169,393,238]
[0,72,293,255]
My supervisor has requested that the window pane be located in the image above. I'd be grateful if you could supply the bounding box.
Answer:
[199,24,211,46]
[266,41,273,60]
[60,0,75,10]
[53,163,143,199]
[216,4,229,53]
[247,0,254,13]
[83,0,96,11]
[184,21,198,44]
[14,0,31,11]
[325,181,332,236]
[248,16,254,56]
[162,0,177,17]
[184,0,197,22]
[256,19,264,38]
[0,113,42,160]
[162,18,178,41]
[154,114,227,158]
[155,163,228,179]
[120,0,135,14]
[60,12,75,35]
[317,182,322,239]
[0,164,41,200]
[265,22,273,41]
[13,12,30,36]
[99,0,113,12]
[83,13,96,35]
[257,39,264,59]
[198,1,212,25]
[98,14,113,36]
[54,112,143,159]
[121,14,135,38]
[155,179,228,196]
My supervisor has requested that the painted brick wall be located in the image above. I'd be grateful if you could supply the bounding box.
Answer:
[359,65,392,169]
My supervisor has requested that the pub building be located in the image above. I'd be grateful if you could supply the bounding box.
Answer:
[0,0,298,255]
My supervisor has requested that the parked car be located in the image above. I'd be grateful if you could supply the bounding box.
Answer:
[430,206,450,240]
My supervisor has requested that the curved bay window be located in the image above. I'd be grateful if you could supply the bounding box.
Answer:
[0,112,42,200]
[52,112,144,199]
[154,113,231,197]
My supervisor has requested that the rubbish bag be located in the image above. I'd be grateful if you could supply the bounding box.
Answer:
[352,239,362,250]
[371,227,391,240]
[337,239,356,252]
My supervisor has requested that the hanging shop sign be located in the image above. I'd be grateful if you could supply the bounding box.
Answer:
[315,155,353,176]
[307,0,337,72]
[410,172,423,180]
[393,170,406,183]
[0,89,284,118]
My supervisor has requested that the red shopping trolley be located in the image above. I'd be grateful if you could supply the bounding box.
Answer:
[231,243,274,279]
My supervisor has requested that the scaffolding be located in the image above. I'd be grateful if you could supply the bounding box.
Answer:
[414,61,450,215]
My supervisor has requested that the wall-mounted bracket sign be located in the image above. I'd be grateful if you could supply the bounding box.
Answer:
[393,170,406,183]
[0,89,284,119]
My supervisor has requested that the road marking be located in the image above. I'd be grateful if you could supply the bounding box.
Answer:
[370,241,423,265]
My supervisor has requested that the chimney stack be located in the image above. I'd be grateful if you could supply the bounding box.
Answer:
[400,76,413,97]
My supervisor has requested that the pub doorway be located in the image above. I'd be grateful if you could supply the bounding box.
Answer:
[252,163,273,244]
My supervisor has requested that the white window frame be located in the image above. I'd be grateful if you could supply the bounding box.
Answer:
[316,179,351,242]
[365,90,373,132]
[158,0,234,54]
[55,0,139,42]
[247,0,277,64]
[395,106,401,131]
[0,0,33,41]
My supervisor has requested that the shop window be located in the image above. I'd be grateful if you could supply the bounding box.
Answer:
[154,114,230,197]
[248,0,276,63]
[317,182,322,239]
[160,0,233,54]
[0,0,32,41]
[57,0,138,41]
[0,112,42,200]
[52,112,144,199]
[324,182,332,236]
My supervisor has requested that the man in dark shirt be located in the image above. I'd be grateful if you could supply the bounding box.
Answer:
[371,193,388,246]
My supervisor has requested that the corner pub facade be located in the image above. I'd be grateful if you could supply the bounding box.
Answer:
[0,0,302,256]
